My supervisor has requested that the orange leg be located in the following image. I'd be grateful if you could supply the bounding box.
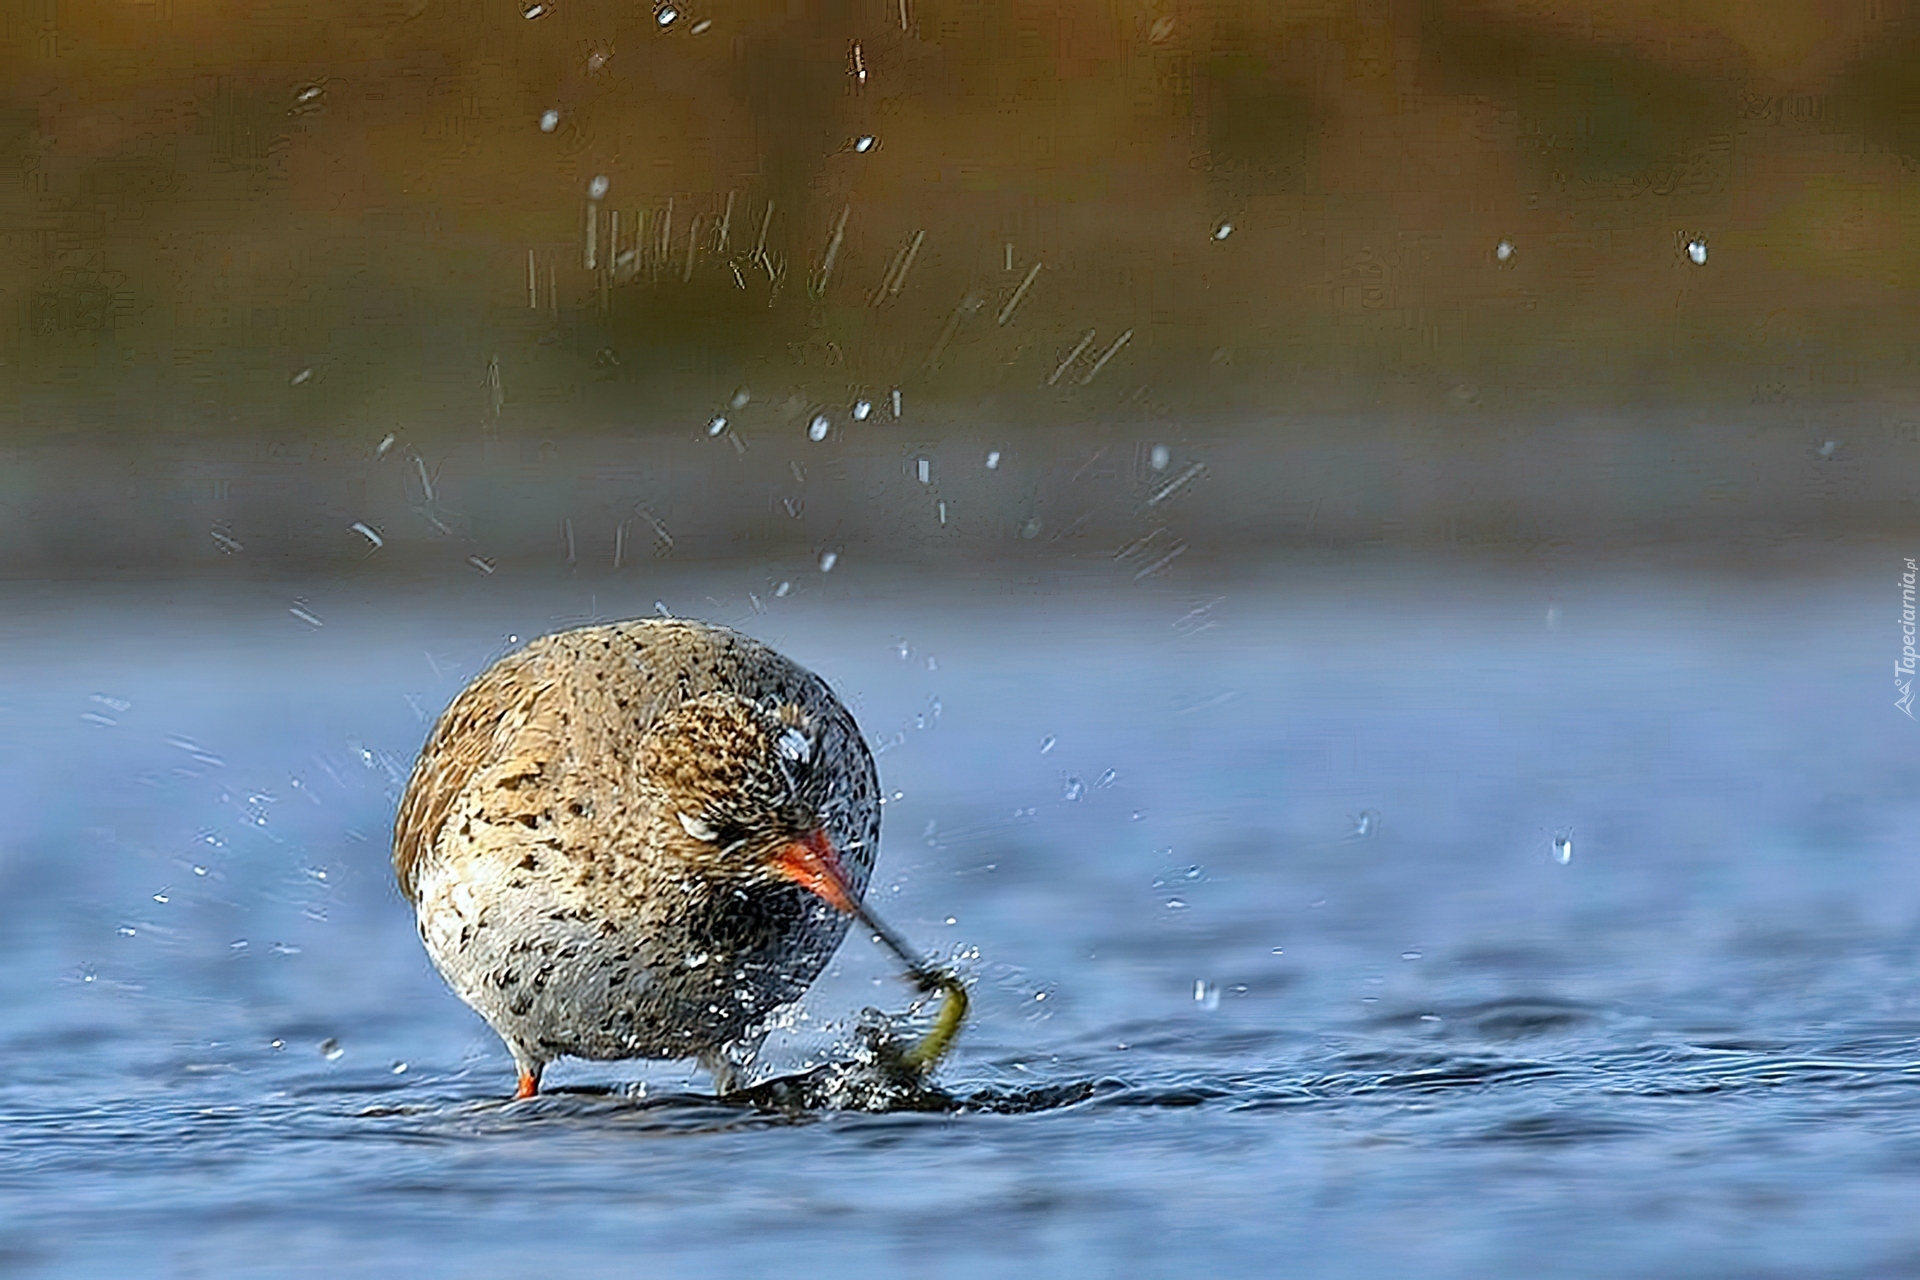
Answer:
[514,1068,541,1100]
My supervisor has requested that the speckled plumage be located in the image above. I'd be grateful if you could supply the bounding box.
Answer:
[392,618,879,1094]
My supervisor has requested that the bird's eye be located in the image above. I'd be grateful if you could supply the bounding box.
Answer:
[776,726,812,766]
[677,812,719,842]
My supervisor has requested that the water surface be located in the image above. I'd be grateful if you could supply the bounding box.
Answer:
[3,561,1917,1276]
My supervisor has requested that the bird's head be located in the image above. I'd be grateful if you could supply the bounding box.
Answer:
[640,692,860,913]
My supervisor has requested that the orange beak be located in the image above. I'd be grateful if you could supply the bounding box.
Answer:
[772,828,858,914]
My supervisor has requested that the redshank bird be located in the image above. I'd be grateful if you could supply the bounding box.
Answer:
[392,618,953,1099]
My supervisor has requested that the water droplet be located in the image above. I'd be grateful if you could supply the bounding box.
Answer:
[656,5,678,24]
[522,2,545,16]
[1495,238,1515,263]
[117,926,136,937]
[270,1039,285,1050]
[587,175,610,200]
[707,415,727,436]
[1020,518,1041,539]
[819,551,838,573]
[775,581,791,597]
[319,1038,343,1060]
[853,135,876,152]
[152,890,169,903]
[539,109,561,132]
[1039,734,1056,754]
[986,450,1001,470]
[1150,443,1170,471]
[729,387,751,408]
[1818,439,1838,460]
[1351,809,1380,838]
[1687,238,1708,265]
[1165,897,1187,909]
[290,367,313,386]
[945,916,957,925]
[1096,768,1117,787]
[1401,950,1423,961]
[1553,829,1575,864]
[808,414,831,441]
[1271,947,1285,955]
[1063,777,1084,801]
[690,17,710,32]
[1194,980,1220,1009]
[916,457,931,484]
[192,865,207,876]
[1213,222,1232,240]
[852,399,872,421]
[391,1061,409,1074]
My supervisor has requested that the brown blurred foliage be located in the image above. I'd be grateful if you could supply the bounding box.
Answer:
[1,0,1916,434]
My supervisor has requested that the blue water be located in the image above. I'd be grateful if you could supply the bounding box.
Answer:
[4,559,1919,1276]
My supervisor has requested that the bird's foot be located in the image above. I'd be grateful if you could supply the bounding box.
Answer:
[514,1069,541,1100]
[701,1055,742,1098]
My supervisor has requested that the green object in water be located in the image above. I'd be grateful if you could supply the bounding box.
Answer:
[898,967,970,1070]
[849,897,971,1073]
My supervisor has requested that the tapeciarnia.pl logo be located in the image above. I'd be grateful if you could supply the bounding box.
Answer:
[1899,558,1917,718]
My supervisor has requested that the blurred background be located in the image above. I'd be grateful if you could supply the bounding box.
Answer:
[0,0,1917,572]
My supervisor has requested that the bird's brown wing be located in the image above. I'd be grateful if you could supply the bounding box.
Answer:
[391,653,557,903]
